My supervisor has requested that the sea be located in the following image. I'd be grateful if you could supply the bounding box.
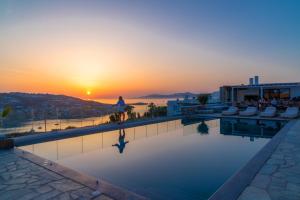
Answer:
[95,98,170,114]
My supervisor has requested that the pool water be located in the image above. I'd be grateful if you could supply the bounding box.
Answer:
[19,118,285,200]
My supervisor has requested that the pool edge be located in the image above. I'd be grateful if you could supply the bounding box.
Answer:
[208,119,296,200]
[14,148,148,200]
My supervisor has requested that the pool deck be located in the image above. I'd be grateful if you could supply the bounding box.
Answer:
[238,119,300,200]
[1,115,299,200]
[0,148,146,200]
[209,119,300,200]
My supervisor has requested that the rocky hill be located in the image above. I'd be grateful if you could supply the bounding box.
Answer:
[0,93,113,126]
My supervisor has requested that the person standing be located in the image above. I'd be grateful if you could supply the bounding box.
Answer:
[116,96,126,123]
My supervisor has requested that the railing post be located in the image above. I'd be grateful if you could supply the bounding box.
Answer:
[44,118,47,132]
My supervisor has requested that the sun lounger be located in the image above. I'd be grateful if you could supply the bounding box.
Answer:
[239,106,258,116]
[280,107,299,119]
[222,106,238,116]
[260,106,277,118]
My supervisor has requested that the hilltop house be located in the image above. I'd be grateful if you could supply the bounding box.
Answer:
[220,76,300,104]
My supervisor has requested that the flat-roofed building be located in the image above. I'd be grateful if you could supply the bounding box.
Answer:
[220,76,300,103]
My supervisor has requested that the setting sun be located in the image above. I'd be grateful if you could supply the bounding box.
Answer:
[86,90,91,96]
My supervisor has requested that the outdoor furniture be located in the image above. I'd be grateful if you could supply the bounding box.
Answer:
[239,106,258,116]
[280,107,299,119]
[222,106,238,116]
[260,106,277,118]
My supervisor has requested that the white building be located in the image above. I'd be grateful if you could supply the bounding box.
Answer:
[167,97,199,116]
[220,76,300,104]
[167,92,221,116]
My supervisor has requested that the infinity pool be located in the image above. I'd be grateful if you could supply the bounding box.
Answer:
[19,118,285,200]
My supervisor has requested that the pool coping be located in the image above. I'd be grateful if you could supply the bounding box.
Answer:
[208,119,296,200]
[14,147,148,200]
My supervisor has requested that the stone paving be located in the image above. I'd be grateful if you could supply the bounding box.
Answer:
[238,120,300,200]
[0,150,113,200]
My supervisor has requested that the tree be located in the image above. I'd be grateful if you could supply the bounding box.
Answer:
[144,103,167,118]
[148,103,156,116]
[197,94,209,105]
[127,112,137,120]
[125,105,134,115]
[197,121,209,134]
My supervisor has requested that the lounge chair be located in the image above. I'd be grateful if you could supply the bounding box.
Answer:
[280,107,299,119]
[239,106,258,116]
[222,106,238,116]
[260,106,277,118]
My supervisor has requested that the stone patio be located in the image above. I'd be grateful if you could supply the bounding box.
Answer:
[238,120,300,200]
[0,150,113,200]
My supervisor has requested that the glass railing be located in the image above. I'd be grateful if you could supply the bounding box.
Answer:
[0,110,169,138]
[0,114,109,136]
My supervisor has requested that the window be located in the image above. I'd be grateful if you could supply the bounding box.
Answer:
[263,88,290,100]
[280,88,290,99]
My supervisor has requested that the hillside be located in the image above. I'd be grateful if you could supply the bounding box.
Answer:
[0,93,113,125]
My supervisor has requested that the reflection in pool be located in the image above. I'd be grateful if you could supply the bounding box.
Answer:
[19,118,285,200]
[112,129,129,154]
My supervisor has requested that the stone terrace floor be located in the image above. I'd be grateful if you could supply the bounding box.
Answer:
[238,120,300,200]
[0,150,113,200]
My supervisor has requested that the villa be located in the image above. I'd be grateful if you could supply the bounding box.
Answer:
[220,76,300,104]
[167,76,300,117]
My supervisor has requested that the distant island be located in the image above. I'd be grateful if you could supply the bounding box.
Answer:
[0,93,114,126]
[138,92,198,99]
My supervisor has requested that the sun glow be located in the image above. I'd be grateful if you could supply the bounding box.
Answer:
[86,90,91,96]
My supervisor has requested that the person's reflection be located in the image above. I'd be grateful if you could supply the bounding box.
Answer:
[112,129,129,154]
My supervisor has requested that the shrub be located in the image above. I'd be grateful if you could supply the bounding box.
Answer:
[109,113,120,123]
[197,94,209,105]
[144,103,167,118]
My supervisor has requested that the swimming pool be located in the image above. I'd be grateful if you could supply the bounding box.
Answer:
[19,118,285,200]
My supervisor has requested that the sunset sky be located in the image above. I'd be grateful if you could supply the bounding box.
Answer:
[1,0,300,98]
